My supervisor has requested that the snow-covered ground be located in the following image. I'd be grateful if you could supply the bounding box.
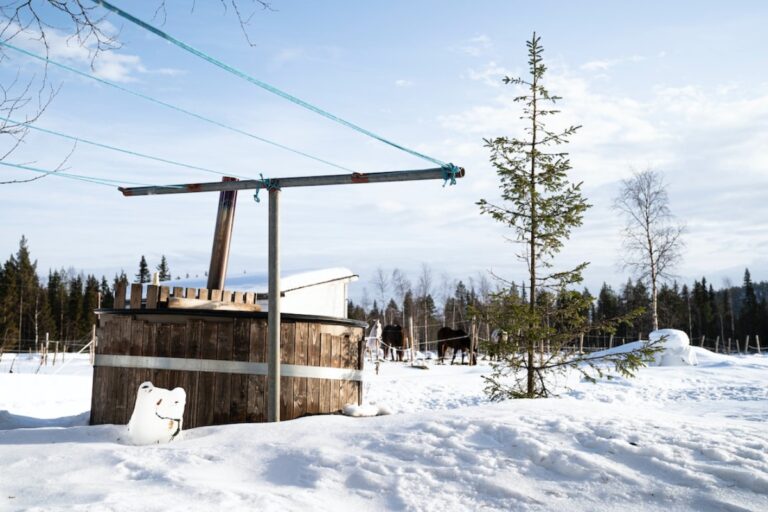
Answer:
[1,349,767,511]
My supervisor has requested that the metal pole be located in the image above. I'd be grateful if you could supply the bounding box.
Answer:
[267,188,281,423]
[119,167,465,196]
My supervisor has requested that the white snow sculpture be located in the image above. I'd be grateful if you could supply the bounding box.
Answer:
[649,329,698,366]
[126,382,186,445]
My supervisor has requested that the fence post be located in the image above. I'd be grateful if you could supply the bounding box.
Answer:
[609,334,614,349]
[715,336,719,353]
[745,335,750,354]
[757,335,762,354]
[53,340,59,365]
[699,335,704,348]
[735,338,741,354]
[409,316,415,363]
[90,325,96,365]
[44,333,50,366]
[727,337,732,354]
[579,333,584,354]
[470,317,478,366]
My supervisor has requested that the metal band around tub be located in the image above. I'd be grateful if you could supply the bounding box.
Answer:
[95,354,364,381]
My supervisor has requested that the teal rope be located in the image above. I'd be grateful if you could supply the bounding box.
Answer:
[442,163,460,187]
[0,115,251,180]
[0,160,179,188]
[252,173,280,203]
[92,0,451,169]
[0,41,354,173]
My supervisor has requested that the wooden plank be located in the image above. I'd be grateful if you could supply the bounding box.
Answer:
[114,316,132,424]
[158,286,170,307]
[129,283,143,310]
[247,319,267,423]
[184,320,203,428]
[114,282,127,309]
[230,318,250,423]
[185,287,197,299]
[356,330,364,405]
[90,318,114,424]
[145,285,159,309]
[169,322,189,423]
[319,333,331,413]
[280,322,295,420]
[214,320,234,425]
[209,289,222,302]
[307,323,321,414]
[331,335,342,412]
[154,323,172,392]
[172,286,184,299]
[244,292,254,304]
[233,291,244,304]
[293,323,309,418]
[220,290,233,303]
[197,321,218,427]
[124,318,145,427]
[167,297,261,312]
[198,288,209,301]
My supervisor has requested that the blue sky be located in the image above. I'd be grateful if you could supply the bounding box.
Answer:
[1,0,767,302]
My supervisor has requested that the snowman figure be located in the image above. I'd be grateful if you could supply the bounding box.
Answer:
[127,382,186,445]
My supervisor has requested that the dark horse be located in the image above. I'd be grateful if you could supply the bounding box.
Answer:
[437,327,475,365]
[382,324,405,361]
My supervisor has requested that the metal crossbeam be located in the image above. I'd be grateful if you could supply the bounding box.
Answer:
[119,167,464,196]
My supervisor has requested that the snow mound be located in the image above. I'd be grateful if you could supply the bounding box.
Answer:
[650,328,698,366]
[341,403,391,417]
[126,382,186,445]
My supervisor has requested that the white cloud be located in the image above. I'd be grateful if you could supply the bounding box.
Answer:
[459,35,493,56]
[10,23,181,83]
[581,55,646,71]
[465,61,515,88]
[394,79,412,87]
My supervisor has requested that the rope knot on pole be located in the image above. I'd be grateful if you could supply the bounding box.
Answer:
[442,163,461,187]
[253,173,281,202]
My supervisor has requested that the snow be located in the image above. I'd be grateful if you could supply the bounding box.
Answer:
[1,350,767,511]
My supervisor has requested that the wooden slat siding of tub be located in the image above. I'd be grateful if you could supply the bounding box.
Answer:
[307,323,321,414]
[146,285,159,309]
[198,288,209,301]
[213,319,234,425]
[184,319,203,428]
[123,317,146,426]
[293,322,309,418]
[154,322,173,393]
[185,287,197,299]
[233,291,244,304]
[319,332,331,414]
[209,289,222,302]
[130,284,143,310]
[197,321,218,427]
[170,322,190,424]
[244,292,254,305]
[90,317,112,424]
[158,286,170,308]
[342,335,352,407]
[113,315,133,424]
[114,282,127,309]
[173,287,184,300]
[230,318,250,423]
[333,334,344,412]
[280,322,296,421]
[247,319,267,423]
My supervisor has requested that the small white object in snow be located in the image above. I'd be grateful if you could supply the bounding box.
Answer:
[342,403,391,417]
[126,382,186,445]
[649,329,698,366]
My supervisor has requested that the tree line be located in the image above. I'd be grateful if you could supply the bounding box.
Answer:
[0,236,174,350]
[348,266,768,349]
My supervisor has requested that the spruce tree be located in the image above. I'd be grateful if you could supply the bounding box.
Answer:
[157,255,171,281]
[478,34,658,399]
[136,256,150,284]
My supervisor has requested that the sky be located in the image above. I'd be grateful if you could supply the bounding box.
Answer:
[1,0,767,304]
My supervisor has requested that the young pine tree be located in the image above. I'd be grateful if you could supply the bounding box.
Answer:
[136,256,150,284]
[478,34,659,399]
[156,255,171,281]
